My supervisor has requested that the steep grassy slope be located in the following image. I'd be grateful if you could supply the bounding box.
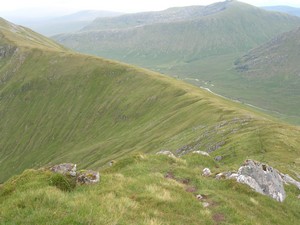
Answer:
[1,154,300,224]
[1,17,300,187]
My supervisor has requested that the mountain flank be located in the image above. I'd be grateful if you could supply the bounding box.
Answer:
[0,17,300,224]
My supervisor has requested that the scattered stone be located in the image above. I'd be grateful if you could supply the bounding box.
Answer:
[215,171,237,180]
[214,155,223,161]
[280,173,300,190]
[236,160,286,202]
[50,163,77,177]
[192,151,210,156]
[156,150,176,158]
[298,194,300,199]
[202,202,210,208]
[49,163,100,186]
[202,168,212,177]
[196,194,204,200]
[76,170,100,184]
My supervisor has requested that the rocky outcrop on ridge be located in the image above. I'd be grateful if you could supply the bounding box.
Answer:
[49,163,100,185]
[216,159,300,202]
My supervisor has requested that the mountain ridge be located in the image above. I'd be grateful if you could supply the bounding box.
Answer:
[1,18,300,184]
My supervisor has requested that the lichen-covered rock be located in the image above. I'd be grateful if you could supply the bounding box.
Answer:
[50,163,77,177]
[202,168,212,177]
[156,150,176,158]
[236,160,286,202]
[192,151,210,157]
[76,170,100,184]
[216,159,300,202]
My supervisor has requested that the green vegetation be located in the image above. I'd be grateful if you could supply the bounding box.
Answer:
[1,15,300,183]
[53,1,300,124]
[49,173,76,192]
[1,154,300,224]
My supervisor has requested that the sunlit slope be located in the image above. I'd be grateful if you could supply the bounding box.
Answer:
[0,18,300,183]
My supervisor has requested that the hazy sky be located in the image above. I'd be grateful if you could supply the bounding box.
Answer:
[1,0,300,17]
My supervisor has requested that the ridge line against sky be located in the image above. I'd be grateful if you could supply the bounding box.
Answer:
[0,0,300,18]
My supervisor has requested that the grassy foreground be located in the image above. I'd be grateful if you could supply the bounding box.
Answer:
[1,153,300,224]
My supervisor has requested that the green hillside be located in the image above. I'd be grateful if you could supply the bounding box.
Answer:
[1,17,299,184]
[0,17,300,224]
[53,1,300,124]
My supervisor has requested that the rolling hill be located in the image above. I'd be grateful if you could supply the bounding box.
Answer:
[55,1,300,69]
[0,17,300,224]
[53,1,300,124]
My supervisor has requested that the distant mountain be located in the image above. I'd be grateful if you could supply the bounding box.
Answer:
[55,1,300,67]
[81,4,226,31]
[53,1,300,123]
[9,10,123,36]
[263,6,300,17]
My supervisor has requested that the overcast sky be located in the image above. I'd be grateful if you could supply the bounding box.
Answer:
[1,0,300,18]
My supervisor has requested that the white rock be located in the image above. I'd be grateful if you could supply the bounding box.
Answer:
[202,168,212,177]
[156,150,176,158]
[280,173,300,190]
[202,202,210,208]
[192,151,210,156]
[196,194,204,200]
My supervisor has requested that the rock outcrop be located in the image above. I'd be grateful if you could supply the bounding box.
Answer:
[50,163,77,177]
[280,173,300,190]
[156,150,176,158]
[236,160,285,202]
[192,151,210,157]
[77,170,100,184]
[49,163,100,185]
[215,159,300,202]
